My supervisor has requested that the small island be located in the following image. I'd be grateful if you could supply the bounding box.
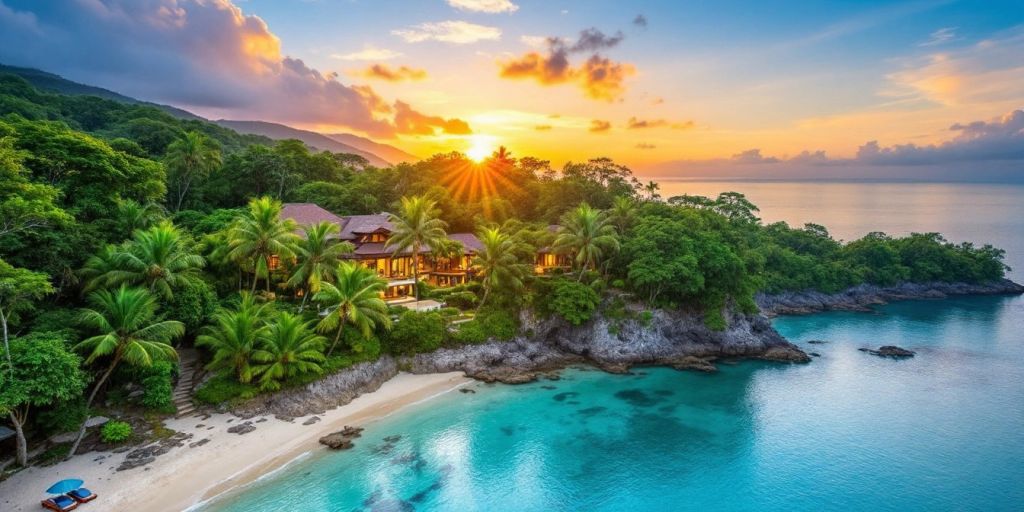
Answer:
[0,73,1020,510]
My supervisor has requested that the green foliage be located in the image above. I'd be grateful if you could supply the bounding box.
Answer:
[140,360,175,411]
[383,311,446,355]
[163,279,218,335]
[251,312,326,391]
[475,309,518,341]
[545,279,600,326]
[442,291,479,310]
[195,375,257,405]
[100,420,133,444]
[0,332,86,416]
[449,320,488,345]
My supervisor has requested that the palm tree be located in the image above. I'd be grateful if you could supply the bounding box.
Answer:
[251,313,326,391]
[472,227,531,311]
[286,221,353,311]
[609,196,637,233]
[165,131,221,212]
[227,197,300,294]
[67,286,183,457]
[385,196,448,301]
[644,180,661,201]
[313,262,390,356]
[100,221,206,299]
[116,199,165,234]
[196,293,270,384]
[553,203,620,281]
[79,244,122,293]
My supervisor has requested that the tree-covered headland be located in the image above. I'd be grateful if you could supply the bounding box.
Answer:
[0,74,1009,467]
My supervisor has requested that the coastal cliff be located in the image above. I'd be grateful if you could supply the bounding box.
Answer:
[234,305,807,417]
[756,279,1024,317]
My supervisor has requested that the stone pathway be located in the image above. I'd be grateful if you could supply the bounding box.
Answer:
[173,348,199,418]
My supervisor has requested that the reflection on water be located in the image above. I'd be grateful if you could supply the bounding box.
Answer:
[656,180,1024,280]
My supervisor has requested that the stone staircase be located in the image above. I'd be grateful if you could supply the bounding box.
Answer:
[173,348,200,418]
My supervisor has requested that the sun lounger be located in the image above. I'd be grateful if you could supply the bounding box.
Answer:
[67,488,97,503]
[40,495,78,511]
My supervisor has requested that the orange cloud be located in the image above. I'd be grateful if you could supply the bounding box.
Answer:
[498,28,634,101]
[394,101,472,135]
[355,64,428,82]
[627,117,695,130]
[589,119,612,132]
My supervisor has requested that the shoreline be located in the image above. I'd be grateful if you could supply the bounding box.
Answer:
[0,372,470,512]
[756,279,1024,317]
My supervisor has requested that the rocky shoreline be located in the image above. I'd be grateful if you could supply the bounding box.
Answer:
[755,279,1024,317]
[233,303,809,418]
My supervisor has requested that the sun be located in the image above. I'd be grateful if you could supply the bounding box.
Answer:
[465,135,495,162]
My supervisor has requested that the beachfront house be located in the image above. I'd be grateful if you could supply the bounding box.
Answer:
[280,203,482,303]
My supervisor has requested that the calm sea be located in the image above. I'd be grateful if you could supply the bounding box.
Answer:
[201,181,1024,511]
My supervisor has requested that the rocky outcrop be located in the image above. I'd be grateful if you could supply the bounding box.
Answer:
[409,305,809,383]
[319,426,363,450]
[756,279,1024,317]
[859,346,915,358]
[232,358,399,418]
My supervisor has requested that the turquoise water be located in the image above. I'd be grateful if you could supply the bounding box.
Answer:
[204,295,1024,511]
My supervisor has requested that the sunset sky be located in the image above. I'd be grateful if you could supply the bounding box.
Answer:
[1,0,1022,179]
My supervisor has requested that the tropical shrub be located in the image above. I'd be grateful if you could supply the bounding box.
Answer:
[450,320,488,345]
[476,309,518,341]
[442,291,478,310]
[547,279,601,326]
[384,311,445,355]
[195,375,257,405]
[100,421,133,443]
[140,360,175,411]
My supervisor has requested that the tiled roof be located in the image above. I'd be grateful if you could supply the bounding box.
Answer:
[279,203,345,232]
[338,214,393,240]
[448,233,483,252]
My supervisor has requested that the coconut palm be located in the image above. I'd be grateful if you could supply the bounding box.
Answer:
[553,203,619,281]
[227,196,300,294]
[251,313,326,391]
[472,227,531,311]
[286,221,353,311]
[313,262,390,356]
[67,285,182,457]
[608,196,637,234]
[165,131,221,212]
[196,293,271,384]
[97,221,206,299]
[385,196,448,301]
[116,199,165,233]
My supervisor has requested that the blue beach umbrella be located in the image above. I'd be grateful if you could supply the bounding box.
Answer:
[46,479,83,495]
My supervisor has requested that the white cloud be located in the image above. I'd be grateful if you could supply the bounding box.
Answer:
[392,20,501,44]
[520,35,548,48]
[920,27,957,47]
[446,0,519,14]
[331,45,403,61]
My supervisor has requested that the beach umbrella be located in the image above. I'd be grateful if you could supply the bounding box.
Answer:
[46,479,83,495]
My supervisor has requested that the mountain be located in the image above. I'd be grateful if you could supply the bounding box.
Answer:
[215,120,391,167]
[0,63,201,120]
[324,132,418,164]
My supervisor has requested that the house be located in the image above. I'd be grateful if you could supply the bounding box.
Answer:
[534,225,572,274]
[280,203,482,301]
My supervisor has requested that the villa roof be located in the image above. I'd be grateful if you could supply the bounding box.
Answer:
[280,203,481,255]
[279,203,345,232]
[338,214,394,240]
[448,233,483,253]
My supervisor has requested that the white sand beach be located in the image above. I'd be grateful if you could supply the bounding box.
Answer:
[0,372,470,512]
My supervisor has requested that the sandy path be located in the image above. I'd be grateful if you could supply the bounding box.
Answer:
[0,372,470,512]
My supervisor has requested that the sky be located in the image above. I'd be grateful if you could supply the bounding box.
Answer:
[0,0,1022,180]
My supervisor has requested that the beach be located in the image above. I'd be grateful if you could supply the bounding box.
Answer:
[0,372,470,512]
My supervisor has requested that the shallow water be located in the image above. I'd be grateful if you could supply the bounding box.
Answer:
[203,295,1024,511]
